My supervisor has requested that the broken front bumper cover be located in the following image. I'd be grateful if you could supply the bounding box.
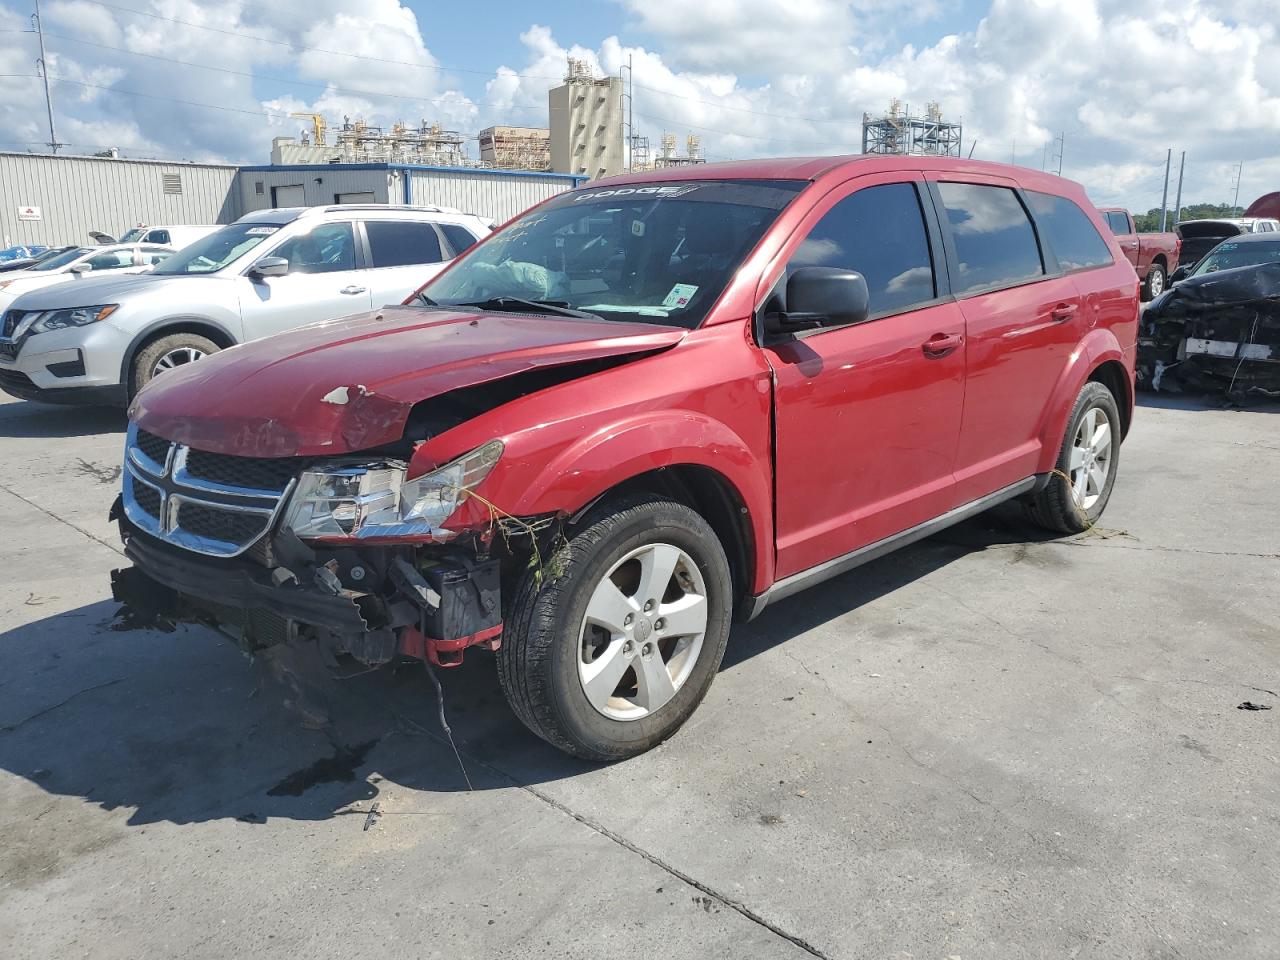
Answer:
[110,497,503,669]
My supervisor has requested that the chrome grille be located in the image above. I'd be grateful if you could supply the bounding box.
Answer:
[121,422,298,558]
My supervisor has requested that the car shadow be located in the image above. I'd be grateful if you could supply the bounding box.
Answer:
[1136,390,1280,414]
[0,400,126,438]
[0,503,1059,827]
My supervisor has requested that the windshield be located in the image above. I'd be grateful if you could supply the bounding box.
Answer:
[119,228,145,243]
[1191,239,1280,277]
[30,247,92,271]
[150,223,280,275]
[423,179,807,328]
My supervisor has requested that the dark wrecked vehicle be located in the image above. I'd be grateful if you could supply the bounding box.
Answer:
[1174,217,1279,270]
[1139,236,1280,399]
[109,157,1138,760]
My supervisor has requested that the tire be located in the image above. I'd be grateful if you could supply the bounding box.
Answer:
[498,495,733,761]
[1141,262,1165,301]
[1024,381,1122,534]
[129,332,220,398]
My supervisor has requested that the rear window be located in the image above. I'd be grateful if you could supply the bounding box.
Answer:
[1027,192,1114,271]
[366,221,444,268]
[937,182,1044,294]
[440,223,479,256]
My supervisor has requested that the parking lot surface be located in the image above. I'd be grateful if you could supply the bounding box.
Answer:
[0,391,1276,959]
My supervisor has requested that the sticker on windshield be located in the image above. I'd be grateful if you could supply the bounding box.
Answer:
[661,283,699,309]
[245,226,280,236]
[631,219,646,237]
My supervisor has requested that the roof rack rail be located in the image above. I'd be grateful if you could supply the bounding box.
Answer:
[313,203,463,215]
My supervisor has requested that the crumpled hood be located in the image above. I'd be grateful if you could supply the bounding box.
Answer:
[131,306,687,456]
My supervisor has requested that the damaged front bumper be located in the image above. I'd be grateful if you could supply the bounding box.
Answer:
[110,497,503,669]
[1138,262,1280,400]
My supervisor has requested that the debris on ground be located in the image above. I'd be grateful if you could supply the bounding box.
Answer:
[1237,701,1273,711]
[363,801,381,831]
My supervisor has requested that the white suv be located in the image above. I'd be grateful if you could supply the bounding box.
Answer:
[0,205,490,405]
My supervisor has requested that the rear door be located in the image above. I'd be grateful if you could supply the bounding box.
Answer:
[237,220,372,340]
[928,177,1086,502]
[1105,210,1140,269]
[359,219,451,306]
[764,175,967,578]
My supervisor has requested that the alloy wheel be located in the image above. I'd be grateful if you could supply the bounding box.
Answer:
[578,542,708,721]
[1148,267,1164,297]
[1068,406,1113,510]
[152,346,206,377]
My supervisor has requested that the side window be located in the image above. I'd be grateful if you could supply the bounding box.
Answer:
[365,221,444,268]
[788,181,936,316]
[937,182,1044,294]
[1105,211,1130,235]
[1026,192,1114,271]
[440,223,479,257]
[82,249,135,271]
[140,247,172,266]
[272,222,356,274]
[146,229,171,245]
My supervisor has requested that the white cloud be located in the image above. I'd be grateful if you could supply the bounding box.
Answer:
[0,0,1278,213]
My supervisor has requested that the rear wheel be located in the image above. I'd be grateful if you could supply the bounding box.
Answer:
[1024,381,1121,534]
[1142,262,1165,300]
[129,332,219,398]
[498,496,733,761]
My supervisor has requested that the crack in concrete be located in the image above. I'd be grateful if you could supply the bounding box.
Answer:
[0,481,125,558]
[0,677,126,733]
[393,711,831,959]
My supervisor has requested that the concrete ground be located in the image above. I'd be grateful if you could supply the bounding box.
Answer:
[0,390,1276,960]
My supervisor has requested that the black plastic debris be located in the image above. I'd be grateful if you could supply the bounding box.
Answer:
[1237,701,1273,711]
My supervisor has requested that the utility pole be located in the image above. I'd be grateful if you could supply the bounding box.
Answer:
[1050,132,1064,176]
[1172,151,1185,227]
[619,55,635,172]
[1158,148,1171,232]
[1231,161,1243,212]
[32,0,62,153]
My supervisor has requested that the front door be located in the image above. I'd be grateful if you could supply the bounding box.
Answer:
[763,177,967,580]
[237,220,372,341]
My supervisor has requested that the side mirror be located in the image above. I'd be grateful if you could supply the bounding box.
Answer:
[250,256,289,279]
[1169,265,1190,284]
[766,267,870,334]
[69,264,90,275]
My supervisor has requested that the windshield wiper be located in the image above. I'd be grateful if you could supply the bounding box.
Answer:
[414,291,437,306]
[445,297,602,321]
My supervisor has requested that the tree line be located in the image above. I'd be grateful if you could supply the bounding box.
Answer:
[1132,203,1244,232]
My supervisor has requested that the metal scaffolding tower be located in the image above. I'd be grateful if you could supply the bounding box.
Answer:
[861,100,962,157]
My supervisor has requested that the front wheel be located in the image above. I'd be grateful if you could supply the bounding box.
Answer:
[1142,262,1165,301]
[498,496,733,761]
[129,332,219,398]
[1024,381,1122,534]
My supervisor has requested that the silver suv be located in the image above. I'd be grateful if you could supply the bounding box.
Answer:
[0,205,491,404]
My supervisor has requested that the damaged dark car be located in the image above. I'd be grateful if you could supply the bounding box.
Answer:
[1139,235,1280,399]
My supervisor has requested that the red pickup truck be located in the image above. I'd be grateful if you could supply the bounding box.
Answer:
[111,157,1139,760]
[1099,207,1180,300]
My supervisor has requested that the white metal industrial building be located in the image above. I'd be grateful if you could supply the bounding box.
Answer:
[0,152,241,248]
[1,153,587,248]
[237,163,586,224]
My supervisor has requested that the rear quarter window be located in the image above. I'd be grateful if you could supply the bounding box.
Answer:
[439,223,479,256]
[937,182,1044,294]
[1026,192,1114,272]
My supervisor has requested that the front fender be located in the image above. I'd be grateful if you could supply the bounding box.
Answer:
[452,410,776,593]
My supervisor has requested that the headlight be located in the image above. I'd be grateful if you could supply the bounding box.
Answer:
[284,440,503,540]
[25,304,119,335]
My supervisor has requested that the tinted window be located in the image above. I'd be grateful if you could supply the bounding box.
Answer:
[440,223,479,256]
[938,182,1044,294]
[84,249,135,271]
[1027,192,1114,271]
[272,222,356,275]
[1105,211,1131,235]
[366,221,444,268]
[788,182,935,315]
[146,229,171,245]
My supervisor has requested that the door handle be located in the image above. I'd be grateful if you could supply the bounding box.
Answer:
[922,332,963,357]
[340,285,367,295]
[1050,303,1078,322]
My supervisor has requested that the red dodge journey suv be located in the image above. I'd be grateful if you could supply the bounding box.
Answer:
[111,156,1139,760]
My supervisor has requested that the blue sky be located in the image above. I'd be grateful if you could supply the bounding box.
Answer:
[0,0,1276,212]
